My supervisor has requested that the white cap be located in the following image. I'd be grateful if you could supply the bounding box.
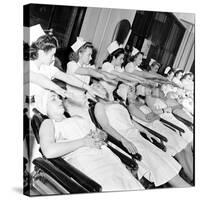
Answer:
[164,66,171,74]
[24,24,45,45]
[107,41,123,54]
[131,47,139,56]
[71,37,86,52]
[149,58,156,66]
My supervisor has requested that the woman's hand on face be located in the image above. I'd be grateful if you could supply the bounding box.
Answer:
[121,137,138,155]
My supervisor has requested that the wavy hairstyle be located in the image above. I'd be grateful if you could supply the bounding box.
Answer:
[69,42,94,62]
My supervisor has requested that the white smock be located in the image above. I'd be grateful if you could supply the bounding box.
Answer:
[104,103,182,186]
[52,116,144,191]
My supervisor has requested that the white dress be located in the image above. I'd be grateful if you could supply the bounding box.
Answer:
[52,116,144,191]
[146,97,193,145]
[104,103,182,186]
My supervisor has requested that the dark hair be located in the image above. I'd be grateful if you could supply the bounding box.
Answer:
[174,69,184,77]
[128,51,143,63]
[69,42,94,62]
[103,48,125,63]
[180,72,192,81]
[150,61,161,69]
[113,81,124,102]
[29,34,59,60]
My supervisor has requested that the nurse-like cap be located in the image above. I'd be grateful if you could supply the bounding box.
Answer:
[107,41,123,54]
[164,66,171,74]
[71,37,87,52]
[34,90,51,116]
[149,58,156,66]
[24,24,45,45]
[131,47,139,56]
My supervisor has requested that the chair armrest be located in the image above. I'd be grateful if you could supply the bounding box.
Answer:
[172,113,193,128]
[48,157,102,192]
[160,118,185,133]
[136,122,168,142]
[107,144,138,171]
[32,157,88,193]
[107,134,142,161]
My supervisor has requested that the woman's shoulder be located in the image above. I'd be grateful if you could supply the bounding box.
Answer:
[125,62,133,72]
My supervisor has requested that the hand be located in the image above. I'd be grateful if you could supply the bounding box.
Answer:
[164,107,172,113]
[83,132,102,149]
[121,137,138,155]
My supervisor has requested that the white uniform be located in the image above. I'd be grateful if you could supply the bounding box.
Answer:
[104,103,182,186]
[52,116,144,191]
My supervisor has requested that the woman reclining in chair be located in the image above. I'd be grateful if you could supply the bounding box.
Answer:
[35,89,144,192]
[121,83,193,182]
[92,81,192,187]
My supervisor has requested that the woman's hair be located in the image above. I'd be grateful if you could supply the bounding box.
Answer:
[69,42,94,62]
[128,51,144,63]
[150,61,161,69]
[113,81,125,102]
[174,69,184,77]
[103,48,125,63]
[28,34,59,60]
[180,72,192,81]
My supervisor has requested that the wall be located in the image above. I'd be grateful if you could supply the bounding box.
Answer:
[80,8,194,72]
[173,13,195,72]
[79,7,136,67]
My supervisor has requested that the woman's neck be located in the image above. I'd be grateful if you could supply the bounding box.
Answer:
[33,59,42,69]
[78,60,84,67]
[51,114,65,122]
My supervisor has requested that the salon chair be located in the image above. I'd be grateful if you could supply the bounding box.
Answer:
[30,110,102,195]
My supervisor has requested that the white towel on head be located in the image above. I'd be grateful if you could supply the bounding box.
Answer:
[34,90,51,115]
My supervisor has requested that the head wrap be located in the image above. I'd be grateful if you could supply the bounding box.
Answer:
[34,90,51,115]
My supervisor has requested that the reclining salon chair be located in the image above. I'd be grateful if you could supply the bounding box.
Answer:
[30,108,143,194]
[30,109,102,195]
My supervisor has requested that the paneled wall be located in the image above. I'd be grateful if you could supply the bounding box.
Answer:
[79,7,136,67]
[172,14,195,72]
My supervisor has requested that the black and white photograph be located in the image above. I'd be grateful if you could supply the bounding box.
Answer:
[2,0,199,199]
[22,2,195,197]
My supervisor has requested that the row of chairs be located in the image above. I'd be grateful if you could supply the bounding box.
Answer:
[24,95,193,195]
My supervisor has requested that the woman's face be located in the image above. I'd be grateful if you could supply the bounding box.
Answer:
[38,48,56,66]
[134,53,143,66]
[47,92,65,116]
[114,54,124,67]
[151,64,159,73]
[127,86,136,101]
[79,47,92,65]
[91,82,108,99]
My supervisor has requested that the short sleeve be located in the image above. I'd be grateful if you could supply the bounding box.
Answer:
[125,63,133,73]
[41,65,59,80]
[67,61,79,74]
[101,62,114,73]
